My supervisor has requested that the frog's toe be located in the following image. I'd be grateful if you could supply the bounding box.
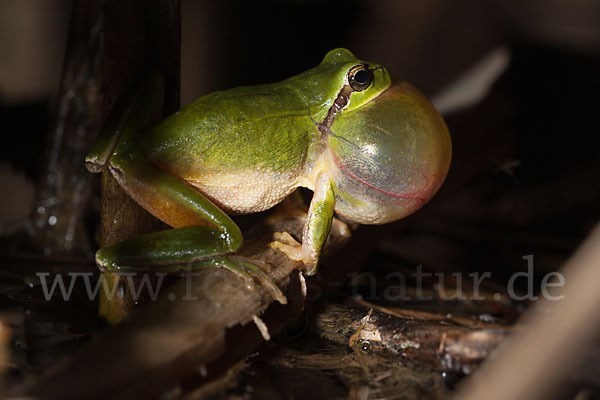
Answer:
[268,232,316,275]
[271,232,301,246]
[225,256,287,305]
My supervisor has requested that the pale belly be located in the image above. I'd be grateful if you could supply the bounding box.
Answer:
[187,169,302,215]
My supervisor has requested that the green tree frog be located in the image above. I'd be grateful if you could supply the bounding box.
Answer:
[85,48,451,300]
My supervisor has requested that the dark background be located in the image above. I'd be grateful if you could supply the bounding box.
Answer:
[2,0,598,279]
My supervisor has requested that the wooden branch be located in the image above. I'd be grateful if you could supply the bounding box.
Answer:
[313,302,509,373]
[20,210,350,399]
[99,0,180,323]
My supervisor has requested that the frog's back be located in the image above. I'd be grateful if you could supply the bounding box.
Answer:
[141,83,320,214]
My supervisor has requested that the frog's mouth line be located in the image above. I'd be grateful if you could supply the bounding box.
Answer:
[328,146,427,205]
[318,85,353,133]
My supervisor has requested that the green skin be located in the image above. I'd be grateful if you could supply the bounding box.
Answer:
[86,48,451,301]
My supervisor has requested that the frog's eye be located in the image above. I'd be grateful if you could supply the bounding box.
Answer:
[348,65,373,91]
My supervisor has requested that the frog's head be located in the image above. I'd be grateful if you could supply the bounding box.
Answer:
[320,49,452,224]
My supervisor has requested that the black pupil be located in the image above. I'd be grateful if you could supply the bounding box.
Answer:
[353,69,369,84]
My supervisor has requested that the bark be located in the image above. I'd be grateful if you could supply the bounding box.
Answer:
[314,302,509,373]
[98,0,180,323]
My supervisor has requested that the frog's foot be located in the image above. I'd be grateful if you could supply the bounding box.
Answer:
[220,255,287,305]
[268,232,316,275]
[94,226,287,304]
[98,253,287,305]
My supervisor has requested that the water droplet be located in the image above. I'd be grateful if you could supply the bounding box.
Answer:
[478,313,494,322]
[48,215,57,226]
[117,283,125,299]
[37,206,45,214]
[198,365,208,377]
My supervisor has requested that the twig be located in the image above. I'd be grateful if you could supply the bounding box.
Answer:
[313,303,509,373]
[457,223,600,400]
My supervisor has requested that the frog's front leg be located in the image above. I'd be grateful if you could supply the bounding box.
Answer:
[269,174,341,275]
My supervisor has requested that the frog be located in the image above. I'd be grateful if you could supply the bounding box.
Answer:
[85,48,451,303]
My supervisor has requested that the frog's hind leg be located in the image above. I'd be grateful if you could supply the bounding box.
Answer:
[96,231,286,304]
[97,159,286,303]
[88,73,285,303]
[96,225,231,273]
[108,156,243,248]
